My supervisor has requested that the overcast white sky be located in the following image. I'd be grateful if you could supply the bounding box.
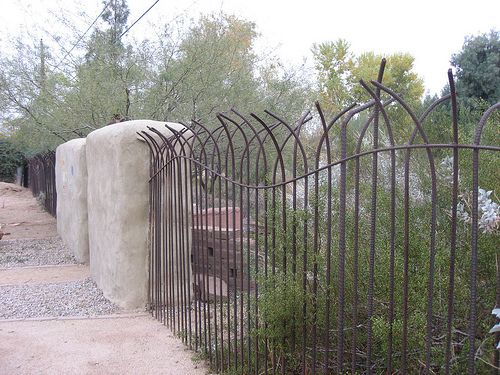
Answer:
[1,0,498,95]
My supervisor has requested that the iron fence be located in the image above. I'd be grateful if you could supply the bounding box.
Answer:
[140,64,500,374]
[28,150,57,217]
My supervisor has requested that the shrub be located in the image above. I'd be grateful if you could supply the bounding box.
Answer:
[0,139,25,182]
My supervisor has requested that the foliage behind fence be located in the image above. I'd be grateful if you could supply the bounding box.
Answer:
[141,64,500,374]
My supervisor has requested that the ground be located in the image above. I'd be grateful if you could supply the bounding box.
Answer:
[0,182,208,375]
[0,182,57,239]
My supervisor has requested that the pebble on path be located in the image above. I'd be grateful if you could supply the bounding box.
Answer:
[0,278,120,319]
[0,237,76,268]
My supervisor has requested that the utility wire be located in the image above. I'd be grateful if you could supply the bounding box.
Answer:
[119,0,160,40]
[53,0,111,70]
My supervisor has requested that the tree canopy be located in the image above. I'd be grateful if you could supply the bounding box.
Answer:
[0,6,312,154]
[451,30,500,105]
[1,2,439,155]
[312,39,424,116]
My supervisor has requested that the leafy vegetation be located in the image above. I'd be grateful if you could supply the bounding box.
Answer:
[0,3,312,154]
[451,30,500,106]
[0,138,25,182]
[312,39,424,115]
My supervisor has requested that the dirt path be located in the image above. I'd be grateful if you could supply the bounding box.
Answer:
[0,316,207,375]
[1,293,209,375]
[0,264,90,286]
[0,182,210,375]
[0,182,57,239]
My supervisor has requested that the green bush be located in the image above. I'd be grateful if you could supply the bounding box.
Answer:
[247,154,498,373]
[0,139,25,182]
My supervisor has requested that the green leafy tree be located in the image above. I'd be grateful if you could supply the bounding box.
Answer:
[0,39,73,153]
[312,39,424,144]
[147,14,260,122]
[312,39,424,115]
[312,39,354,115]
[451,30,500,105]
[74,0,141,126]
[141,13,311,124]
[1,5,312,154]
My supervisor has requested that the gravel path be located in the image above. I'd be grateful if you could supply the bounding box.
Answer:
[0,278,120,319]
[0,237,121,320]
[0,237,76,268]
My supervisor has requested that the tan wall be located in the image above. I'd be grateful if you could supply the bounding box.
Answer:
[86,120,187,309]
[56,138,89,263]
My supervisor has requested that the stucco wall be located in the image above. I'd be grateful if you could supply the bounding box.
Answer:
[56,138,89,263]
[86,120,187,309]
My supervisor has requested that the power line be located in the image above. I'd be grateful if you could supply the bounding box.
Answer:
[53,1,111,70]
[119,0,160,40]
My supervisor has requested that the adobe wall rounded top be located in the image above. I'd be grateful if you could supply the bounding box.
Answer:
[56,137,87,152]
[87,120,186,141]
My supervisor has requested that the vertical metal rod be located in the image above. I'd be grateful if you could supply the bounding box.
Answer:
[189,154,199,351]
[445,70,459,375]
[336,116,349,375]
[184,148,193,349]
[168,148,176,332]
[467,134,480,375]
[176,145,188,344]
[365,63,384,375]
[402,144,411,373]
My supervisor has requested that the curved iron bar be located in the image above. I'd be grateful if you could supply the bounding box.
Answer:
[359,69,400,375]
[229,109,276,369]
[199,113,250,372]
[212,114,242,371]
[217,113,257,181]
[444,70,460,375]
[230,110,270,185]
[161,122,220,366]
[371,79,440,375]
[474,102,500,145]
[177,121,216,359]
[468,100,500,375]
[217,111,256,369]
[264,110,310,179]
[138,130,166,325]
[160,124,197,354]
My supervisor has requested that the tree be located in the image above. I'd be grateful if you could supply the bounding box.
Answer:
[451,30,500,105]
[101,0,130,45]
[144,14,260,122]
[312,39,424,115]
[311,39,354,115]
[0,39,74,153]
[141,13,311,124]
[75,0,140,126]
[1,6,312,154]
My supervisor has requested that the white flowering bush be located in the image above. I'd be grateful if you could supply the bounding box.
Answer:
[439,155,499,234]
[456,188,500,235]
[439,155,456,185]
[491,308,500,350]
